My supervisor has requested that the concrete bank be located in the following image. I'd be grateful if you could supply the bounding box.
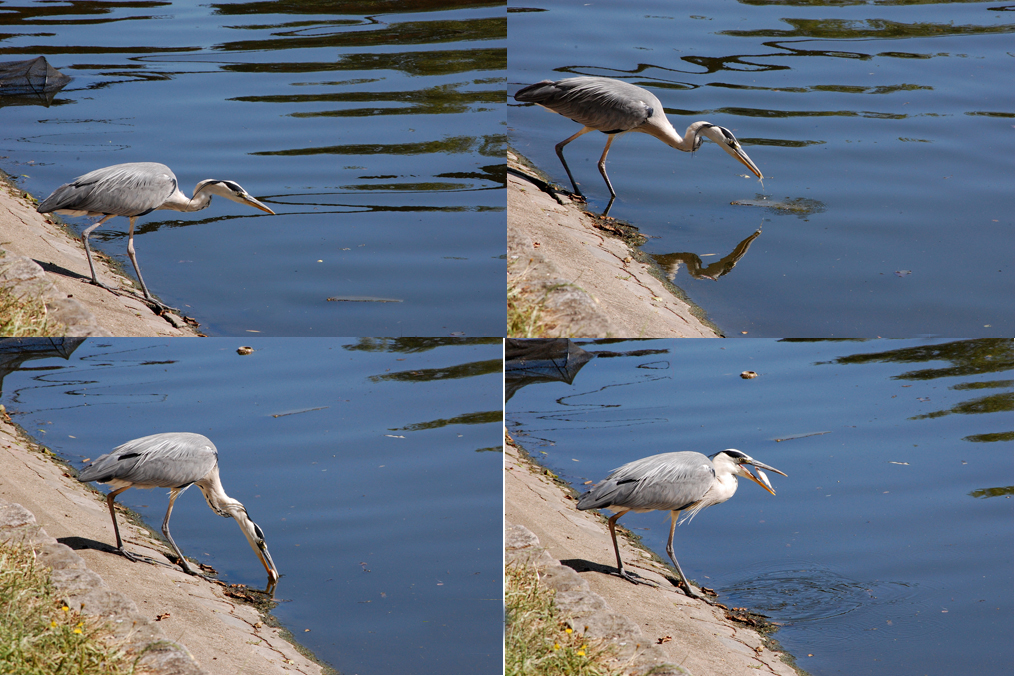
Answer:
[507,150,720,338]
[0,413,323,675]
[0,168,198,337]
[505,434,802,676]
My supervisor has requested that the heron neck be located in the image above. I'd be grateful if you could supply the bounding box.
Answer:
[196,471,242,517]
[642,118,697,153]
[160,188,213,213]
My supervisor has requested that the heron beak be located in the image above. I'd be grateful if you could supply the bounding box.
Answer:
[238,193,276,215]
[733,149,763,180]
[708,125,763,179]
[740,459,786,496]
[256,539,280,588]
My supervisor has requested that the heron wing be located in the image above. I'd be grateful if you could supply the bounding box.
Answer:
[36,162,178,218]
[515,77,656,133]
[577,451,715,513]
[78,432,217,489]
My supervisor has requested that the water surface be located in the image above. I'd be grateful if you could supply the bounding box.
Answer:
[2,337,504,675]
[509,0,1013,337]
[506,338,1013,676]
[1,1,505,336]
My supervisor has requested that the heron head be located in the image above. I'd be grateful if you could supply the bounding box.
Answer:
[229,506,281,592]
[693,123,764,180]
[193,179,276,215]
[713,449,787,496]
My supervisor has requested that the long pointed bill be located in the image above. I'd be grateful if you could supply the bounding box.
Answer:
[740,459,787,496]
[256,540,280,587]
[729,146,763,180]
[236,514,281,591]
[237,193,276,215]
[705,125,764,179]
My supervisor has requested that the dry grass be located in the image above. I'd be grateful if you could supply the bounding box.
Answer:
[507,262,560,338]
[505,563,621,676]
[0,538,135,674]
[0,285,63,337]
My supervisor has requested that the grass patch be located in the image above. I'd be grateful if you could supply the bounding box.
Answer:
[507,260,564,338]
[507,278,550,338]
[0,285,63,337]
[0,538,135,674]
[505,563,620,676]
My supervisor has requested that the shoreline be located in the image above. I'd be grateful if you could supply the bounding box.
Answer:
[0,411,324,675]
[507,148,721,338]
[0,168,200,337]
[505,432,804,676]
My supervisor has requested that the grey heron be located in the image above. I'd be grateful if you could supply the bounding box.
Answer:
[514,76,763,213]
[577,449,785,602]
[36,162,275,312]
[77,432,280,593]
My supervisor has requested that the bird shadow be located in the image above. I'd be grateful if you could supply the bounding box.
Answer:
[58,535,123,555]
[33,258,90,283]
[560,557,620,577]
[561,557,683,589]
[57,535,176,571]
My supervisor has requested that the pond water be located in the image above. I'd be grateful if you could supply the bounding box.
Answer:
[1,337,504,675]
[506,338,1013,676]
[0,1,505,337]
[508,0,1014,337]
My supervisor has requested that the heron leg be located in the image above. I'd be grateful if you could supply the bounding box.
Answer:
[103,487,157,565]
[81,215,117,290]
[606,510,658,587]
[596,135,618,199]
[125,217,178,315]
[162,487,199,576]
[555,127,595,197]
[104,486,137,561]
[665,511,714,604]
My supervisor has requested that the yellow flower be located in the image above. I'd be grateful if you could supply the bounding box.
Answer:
[50,621,57,628]
[577,650,586,657]
[73,628,82,634]
[565,627,572,634]
[553,643,560,651]
[62,606,69,612]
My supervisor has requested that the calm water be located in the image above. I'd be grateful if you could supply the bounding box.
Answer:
[508,0,1014,337]
[1,338,504,675]
[0,1,505,337]
[506,338,1013,676]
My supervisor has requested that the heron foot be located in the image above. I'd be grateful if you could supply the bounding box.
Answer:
[88,278,120,294]
[141,296,181,317]
[616,569,660,587]
[87,276,180,316]
[679,583,721,605]
[117,547,160,566]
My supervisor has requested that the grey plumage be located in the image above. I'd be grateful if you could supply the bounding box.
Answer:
[36,162,275,311]
[514,76,763,213]
[79,432,217,489]
[516,77,658,135]
[577,449,785,602]
[36,162,180,219]
[79,432,279,593]
[577,451,718,518]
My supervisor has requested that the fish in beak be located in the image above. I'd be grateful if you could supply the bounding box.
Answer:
[737,458,787,496]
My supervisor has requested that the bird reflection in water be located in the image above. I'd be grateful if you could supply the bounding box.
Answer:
[652,227,763,282]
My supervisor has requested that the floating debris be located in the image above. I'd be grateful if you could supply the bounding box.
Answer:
[327,296,402,303]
